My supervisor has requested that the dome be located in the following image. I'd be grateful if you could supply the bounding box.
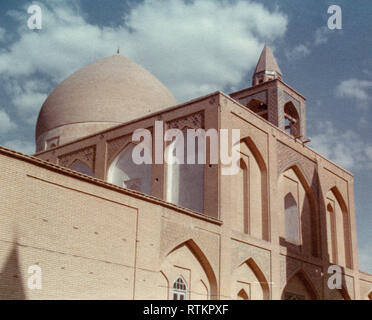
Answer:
[35,54,177,152]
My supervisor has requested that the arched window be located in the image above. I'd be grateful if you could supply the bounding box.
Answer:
[107,143,152,195]
[173,276,187,300]
[166,128,204,212]
[326,203,337,263]
[284,102,300,137]
[284,193,300,244]
[69,159,94,177]
[246,99,268,120]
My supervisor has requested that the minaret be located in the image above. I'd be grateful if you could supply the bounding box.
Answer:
[252,45,282,86]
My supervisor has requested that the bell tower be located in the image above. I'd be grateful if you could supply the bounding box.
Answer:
[230,45,307,139]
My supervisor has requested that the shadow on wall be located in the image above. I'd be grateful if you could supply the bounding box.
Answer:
[0,242,26,300]
[280,165,350,300]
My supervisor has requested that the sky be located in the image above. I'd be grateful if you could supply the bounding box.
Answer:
[0,0,370,272]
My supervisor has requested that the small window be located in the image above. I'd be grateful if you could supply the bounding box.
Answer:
[173,276,187,300]
[45,136,60,150]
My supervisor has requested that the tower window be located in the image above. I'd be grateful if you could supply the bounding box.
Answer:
[173,276,187,300]
[284,102,300,137]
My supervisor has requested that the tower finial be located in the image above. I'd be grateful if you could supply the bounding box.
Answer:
[116,46,120,55]
[252,45,282,86]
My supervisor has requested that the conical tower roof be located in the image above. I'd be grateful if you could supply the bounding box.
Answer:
[254,45,282,75]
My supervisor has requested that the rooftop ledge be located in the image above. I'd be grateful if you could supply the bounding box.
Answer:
[0,145,222,226]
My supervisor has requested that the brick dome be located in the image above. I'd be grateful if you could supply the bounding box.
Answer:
[35,54,177,152]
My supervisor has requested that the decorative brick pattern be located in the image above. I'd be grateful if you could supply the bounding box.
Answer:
[106,135,132,165]
[239,90,268,106]
[58,145,96,171]
[167,112,204,130]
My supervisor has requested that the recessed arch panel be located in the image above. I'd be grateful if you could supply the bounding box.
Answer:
[326,186,352,268]
[107,142,152,195]
[161,239,217,300]
[282,269,318,300]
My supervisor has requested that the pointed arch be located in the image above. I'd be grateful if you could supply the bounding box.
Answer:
[245,257,270,300]
[280,162,311,189]
[326,186,352,268]
[284,102,300,137]
[235,136,269,240]
[233,257,270,300]
[279,164,319,257]
[242,136,267,174]
[165,238,218,299]
[69,159,94,177]
[107,142,152,195]
[282,269,319,300]
[166,127,204,212]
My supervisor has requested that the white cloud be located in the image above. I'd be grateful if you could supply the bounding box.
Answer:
[309,121,372,171]
[335,78,372,101]
[0,0,288,124]
[286,44,310,60]
[314,26,330,45]
[2,139,35,155]
[286,26,331,61]
[0,109,17,134]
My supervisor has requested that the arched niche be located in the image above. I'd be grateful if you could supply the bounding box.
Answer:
[232,257,270,300]
[284,192,300,244]
[107,143,152,195]
[69,159,94,177]
[278,165,319,257]
[166,128,204,213]
[235,158,249,234]
[160,239,217,300]
[325,187,352,269]
[233,137,269,240]
[326,203,337,264]
[284,102,300,137]
[282,270,318,300]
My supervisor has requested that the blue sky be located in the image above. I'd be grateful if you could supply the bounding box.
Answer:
[0,0,370,272]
